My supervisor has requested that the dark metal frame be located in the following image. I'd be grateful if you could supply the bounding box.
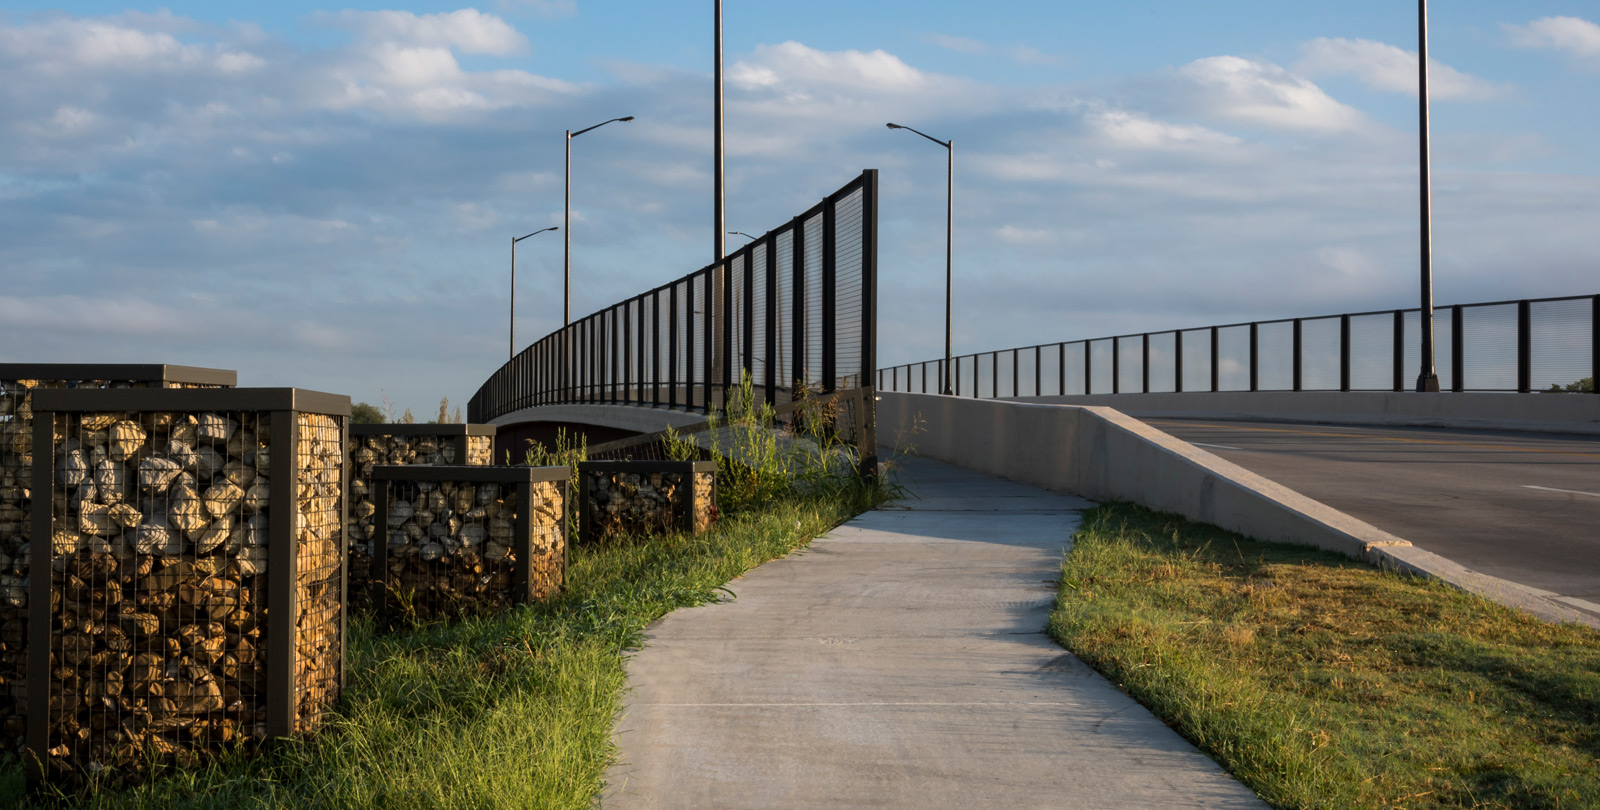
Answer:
[879,294,1600,398]
[24,387,350,786]
[0,364,237,388]
[369,464,569,627]
[470,171,879,422]
[576,460,717,543]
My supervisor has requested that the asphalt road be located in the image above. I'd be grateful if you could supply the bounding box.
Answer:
[1143,419,1600,613]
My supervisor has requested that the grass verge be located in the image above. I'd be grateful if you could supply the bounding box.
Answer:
[1050,502,1600,810]
[2,489,870,809]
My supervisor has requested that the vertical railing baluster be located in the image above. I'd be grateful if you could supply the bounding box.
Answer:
[1293,319,1303,392]
[1082,341,1090,395]
[1142,334,1150,393]
[1393,310,1406,392]
[821,198,838,393]
[1451,306,1464,392]
[1340,314,1351,392]
[765,237,778,407]
[1517,300,1532,393]
[792,223,806,402]
[1175,331,1184,393]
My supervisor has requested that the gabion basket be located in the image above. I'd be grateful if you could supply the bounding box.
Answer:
[0,364,237,756]
[369,465,567,626]
[24,387,347,787]
[577,461,717,545]
[347,425,496,613]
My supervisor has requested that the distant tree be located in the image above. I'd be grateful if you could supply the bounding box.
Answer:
[451,405,463,424]
[401,408,416,424]
[351,401,385,424]
[1545,377,1595,393]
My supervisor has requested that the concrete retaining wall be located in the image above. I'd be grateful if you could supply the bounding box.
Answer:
[881,392,1413,560]
[998,390,1600,435]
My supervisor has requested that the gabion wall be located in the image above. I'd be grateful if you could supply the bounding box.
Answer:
[25,387,346,787]
[0,365,236,756]
[369,465,566,624]
[347,425,495,613]
[578,461,717,545]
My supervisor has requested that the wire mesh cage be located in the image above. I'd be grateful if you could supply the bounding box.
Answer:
[347,425,496,614]
[369,465,567,626]
[577,461,717,545]
[0,365,237,759]
[23,387,346,788]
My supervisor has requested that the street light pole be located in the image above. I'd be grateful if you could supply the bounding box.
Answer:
[565,115,634,326]
[887,122,955,395]
[714,0,725,264]
[1416,0,1441,392]
[511,226,558,361]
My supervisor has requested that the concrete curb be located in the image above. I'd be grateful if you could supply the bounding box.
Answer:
[880,391,1600,629]
[1372,545,1599,627]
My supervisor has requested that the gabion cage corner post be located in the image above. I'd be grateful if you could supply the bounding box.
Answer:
[368,464,568,626]
[0,364,237,758]
[576,460,717,545]
[25,387,348,788]
[347,424,498,613]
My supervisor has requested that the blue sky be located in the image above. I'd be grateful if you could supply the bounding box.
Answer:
[1,2,1596,413]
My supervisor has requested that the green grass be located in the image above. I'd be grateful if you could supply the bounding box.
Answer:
[2,488,874,808]
[1049,503,1600,810]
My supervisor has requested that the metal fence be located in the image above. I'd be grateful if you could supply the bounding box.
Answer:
[879,294,1599,398]
[469,170,878,423]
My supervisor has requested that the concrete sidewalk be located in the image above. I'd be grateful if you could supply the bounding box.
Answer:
[603,456,1265,809]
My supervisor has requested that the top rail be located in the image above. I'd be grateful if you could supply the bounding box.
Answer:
[878,294,1599,398]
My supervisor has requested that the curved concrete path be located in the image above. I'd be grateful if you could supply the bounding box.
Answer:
[603,456,1265,809]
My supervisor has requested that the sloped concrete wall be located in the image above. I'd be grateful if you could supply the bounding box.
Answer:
[880,392,1411,560]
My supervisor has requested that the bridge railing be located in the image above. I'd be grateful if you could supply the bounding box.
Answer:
[879,294,1598,398]
[470,171,878,423]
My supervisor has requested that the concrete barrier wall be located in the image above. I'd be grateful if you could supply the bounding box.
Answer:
[881,391,1411,560]
[998,390,1600,435]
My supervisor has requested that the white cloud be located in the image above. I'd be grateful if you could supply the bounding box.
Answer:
[1008,44,1068,67]
[922,33,988,55]
[731,41,926,90]
[1298,37,1505,100]
[1087,109,1240,150]
[316,9,530,56]
[996,225,1057,246]
[1505,16,1600,66]
[1174,55,1366,133]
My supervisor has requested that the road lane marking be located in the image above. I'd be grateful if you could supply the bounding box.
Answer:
[1523,485,1600,498]
[1191,442,1243,451]
[1150,421,1600,459]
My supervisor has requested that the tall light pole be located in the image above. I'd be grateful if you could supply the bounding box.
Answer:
[1416,0,1441,392]
[888,122,954,395]
[511,226,558,361]
[714,0,726,264]
[566,115,634,326]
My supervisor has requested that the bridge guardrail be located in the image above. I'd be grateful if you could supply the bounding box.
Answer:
[471,170,878,423]
[879,294,1598,398]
